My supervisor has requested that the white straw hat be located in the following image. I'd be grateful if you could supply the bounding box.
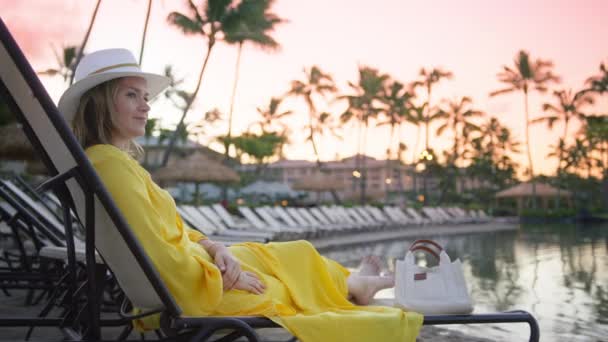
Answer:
[58,48,171,122]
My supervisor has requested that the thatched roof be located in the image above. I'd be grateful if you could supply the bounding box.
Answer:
[25,160,48,175]
[153,152,239,184]
[0,123,37,160]
[292,175,344,192]
[495,182,571,198]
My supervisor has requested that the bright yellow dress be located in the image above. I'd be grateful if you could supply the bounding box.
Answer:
[86,144,422,342]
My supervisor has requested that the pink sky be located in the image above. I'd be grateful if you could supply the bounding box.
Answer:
[2,0,607,176]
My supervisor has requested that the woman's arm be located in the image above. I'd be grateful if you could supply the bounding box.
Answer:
[198,239,265,295]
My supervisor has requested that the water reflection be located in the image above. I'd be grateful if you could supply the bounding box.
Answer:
[319,223,608,341]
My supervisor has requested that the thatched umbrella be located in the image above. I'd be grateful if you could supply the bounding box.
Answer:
[495,182,572,213]
[153,152,239,204]
[0,123,37,160]
[292,175,344,203]
[25,160,48,175]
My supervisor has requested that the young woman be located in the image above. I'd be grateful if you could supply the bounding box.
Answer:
[58,49,421,341]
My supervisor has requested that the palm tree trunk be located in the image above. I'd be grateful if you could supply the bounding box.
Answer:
[423,86,432,205]
[161,42,215,167]
[524,91,535,177]
[360,121,369,204]
[386,124,396,202]
[139,0,152,65]
[424,118,430,153]
[453,126,459,167]
[425,85,433,152]
[556,119,570,209]
[388,123,395,161]
[524,89,537,208]
[411,124,421,164]
[225,42,244,161]
[309,119,341,204]
[397,125,406,195]
[70,0,102,85]
[561,118,569,171]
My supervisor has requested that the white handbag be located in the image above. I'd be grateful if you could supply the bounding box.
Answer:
[394,239,474,315]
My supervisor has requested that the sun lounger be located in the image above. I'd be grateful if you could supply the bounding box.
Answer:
[177,205,256,245]
[237,206,297,240]
[403,208,431,225]
[211,203,265,231]
[0,19,540,341]
[254,207,304,238]
[270,206,318,237]
[197,206,272,241]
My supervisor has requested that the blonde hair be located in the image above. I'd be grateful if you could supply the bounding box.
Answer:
[71,78,143,157]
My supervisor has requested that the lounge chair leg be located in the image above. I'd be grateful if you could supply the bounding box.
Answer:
[116,324,133,341]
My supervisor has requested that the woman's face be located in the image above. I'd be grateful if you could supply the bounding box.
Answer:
[111,76,150,147]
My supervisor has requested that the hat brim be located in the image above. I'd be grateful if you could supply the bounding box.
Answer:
[58,71,171,122]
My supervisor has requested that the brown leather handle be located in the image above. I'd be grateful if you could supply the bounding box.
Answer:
[409,245,440,260]
[409,239,443,252]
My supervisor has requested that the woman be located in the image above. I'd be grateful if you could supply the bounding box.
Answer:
[58,49,422,341]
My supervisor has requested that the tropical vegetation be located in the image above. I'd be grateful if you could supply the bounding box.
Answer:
[26,0,608,213]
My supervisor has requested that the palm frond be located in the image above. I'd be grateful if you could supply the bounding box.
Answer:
[167,12,204,35]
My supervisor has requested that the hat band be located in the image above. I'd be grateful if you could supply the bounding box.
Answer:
[88,63,140,76]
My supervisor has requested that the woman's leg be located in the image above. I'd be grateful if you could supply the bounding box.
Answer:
[347,256,395,305]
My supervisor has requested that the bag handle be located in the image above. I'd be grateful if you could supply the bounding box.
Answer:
[409,239,443,252]
[408,245,440,259]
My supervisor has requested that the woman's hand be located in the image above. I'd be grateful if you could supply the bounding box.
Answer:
[232,271,266,295]
[213,246,241,290]
[199,240,241,290]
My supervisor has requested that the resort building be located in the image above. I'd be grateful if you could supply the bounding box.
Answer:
[239,154,439,202]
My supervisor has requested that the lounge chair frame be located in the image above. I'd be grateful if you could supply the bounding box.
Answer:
[0,18,539,341]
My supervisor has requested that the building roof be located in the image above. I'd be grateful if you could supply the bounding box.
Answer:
[266,154,409,170]
[495,182,572,198]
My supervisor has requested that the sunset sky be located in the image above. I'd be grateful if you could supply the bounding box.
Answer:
[2,0,607,176]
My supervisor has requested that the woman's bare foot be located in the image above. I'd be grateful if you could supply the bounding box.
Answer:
[358,255,383,276]
[347,275,395,305]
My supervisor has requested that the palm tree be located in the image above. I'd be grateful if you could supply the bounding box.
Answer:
[306,111,341,164]
[287,66,341,202]
[161,0,237,167]
[377,80,414,201]
[407,103,426,164]
[412,67,453,153]
[249,97,292,133]
[584,62,608,95]
[37,46,78,83]
[287,66,337,167]
[248,96,293,160]
[435,96,483,167]
[70,0,102,85]
[470,117,521,189]
[139,0,153,64]
[531,89,593,172]
[496,126,522,173]
[377,80,414,162]
[222,0,285,160]
[490,50,560,180]
[564,138,589,176]
[340,66,388,202]
[143,117,159,168]
[581,115,608,209]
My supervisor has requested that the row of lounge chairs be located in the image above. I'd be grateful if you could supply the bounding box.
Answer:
[0,173,492,273]
[176,203,492,243]
[0,19,539,342]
